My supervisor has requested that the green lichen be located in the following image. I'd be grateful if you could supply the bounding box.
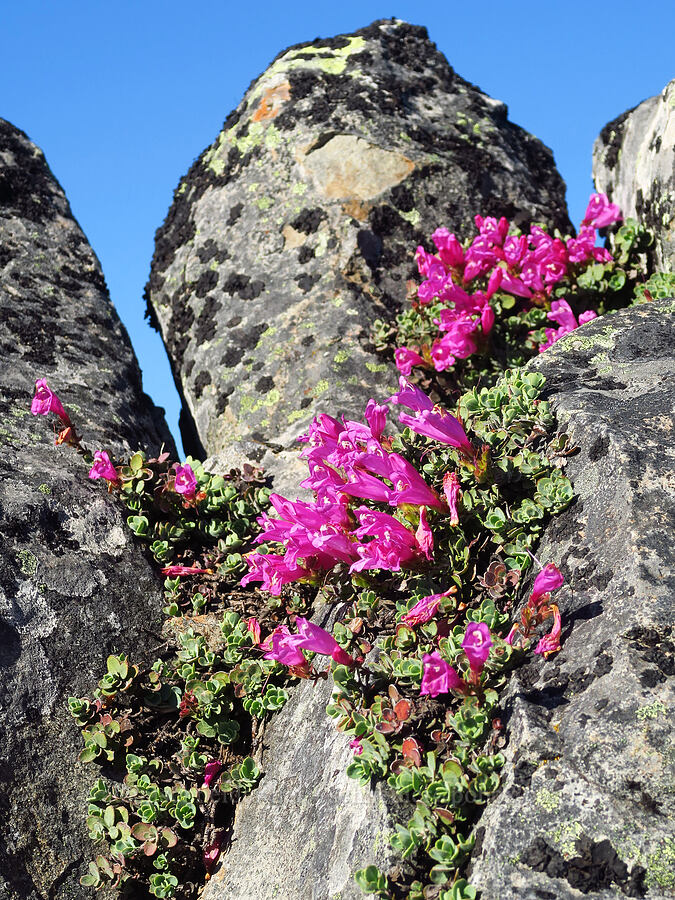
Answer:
[312,380,330,397]
[292,182,308,196]
[535,788,561,813]
[334,349,351,364]
[399,209,421,227]
[365,362,388,373]
[557,324,618,353]
[254,196,274,211]
[549,820,583,857]
[17,549,38,577]
[38,483,51,495]
[314,231,330,258]
[287,410,307,424]
[637,700,667,721]
[646,837,675,889]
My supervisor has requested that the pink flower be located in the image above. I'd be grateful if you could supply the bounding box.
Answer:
[398,408,474,459]
[263,627,307,667]
[350,507,422,573]
[349,738,363,756]
[395,347,426,375]
[431,228,465,267]
[364,399,388,442]
[295,617,354,665]
[246,617,261,645]
[31,378,70,424]
[534,604,562,658]
[387,376,434,413]
[401,587,454,626]
[420,651,464,698]
[161,564,211,576]
[88,450,119,483]
[415,507,434,560]
[530,563,564,605]
[582,192,622,229]
[203,831,225,873]
[462,622,493,673]
[203,759,224,788]
[240,552,312,595]
[174,463,197,497]
[443,472,461,525]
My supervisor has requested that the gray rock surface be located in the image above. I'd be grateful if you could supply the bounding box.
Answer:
[0,119,173,899]
[469,303,675,899]
[593,79,675,272]
[146,17,570,491]
[203,673,405,900]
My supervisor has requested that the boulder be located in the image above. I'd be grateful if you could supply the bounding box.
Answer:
[469,303,675,899]
[146,17,570,492]
[593,79,675,272]
[0,119,173,898]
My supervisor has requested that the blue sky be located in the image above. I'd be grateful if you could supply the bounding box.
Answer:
[3,1,673,455]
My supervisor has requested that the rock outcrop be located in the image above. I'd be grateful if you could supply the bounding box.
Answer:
[0,120,173,899]
[469,303,675,899]
[146,17,570,491]
[593,79,675,272]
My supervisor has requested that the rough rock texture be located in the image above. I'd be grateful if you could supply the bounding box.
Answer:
[469,303,675,899]
[203,655,406,900]
[594,79,675,272]
[146,17,570,489]
[0,119,174,899]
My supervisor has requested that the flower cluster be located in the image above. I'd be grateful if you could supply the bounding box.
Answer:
[394,193,621,375]
[241,380,478,594]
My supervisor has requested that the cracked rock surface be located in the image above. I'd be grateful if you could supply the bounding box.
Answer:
[0,119,173,899]
[146,18,570,493]
[593,79,675,272]
[468,303,675,899]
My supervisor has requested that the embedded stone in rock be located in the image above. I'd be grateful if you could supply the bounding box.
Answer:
[146,18,570,480]
[593,79,675,272]
[0,119,173,899]
[468,303,675,899]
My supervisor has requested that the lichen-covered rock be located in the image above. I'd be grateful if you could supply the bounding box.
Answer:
[593,80,675,272]
[469,303,675,899]
[0,119,174,899]
[146,17,570,487]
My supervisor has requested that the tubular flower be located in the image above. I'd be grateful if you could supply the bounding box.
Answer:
[161,565,211,576]
[203,760,224,788]
[443,472,461,525]
[31,378,70,424]
[174,463,197,497]
[294,617,354,665]
[401,587,455,626]
[530,563,564,606]
[535,605,562,658]
[240,552,312,596]
[263,626,307,667]
[462,622,493,673]
[88,450,119,484]
[420,651,464,698]
[415,507,434,560]
[581,192,622,229]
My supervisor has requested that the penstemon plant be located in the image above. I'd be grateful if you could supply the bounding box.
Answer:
[29,193,667,899]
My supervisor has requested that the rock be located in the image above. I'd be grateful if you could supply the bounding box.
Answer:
[146,17,570,491]
[469,303,675,899]
[593,79,675,272]
[203,672,406,900]
[0,119,174,899]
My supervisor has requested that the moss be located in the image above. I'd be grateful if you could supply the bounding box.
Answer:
[17,549,38,577]
[535,788,561,813]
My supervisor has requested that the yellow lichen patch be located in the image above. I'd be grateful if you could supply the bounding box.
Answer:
[251,81,291,122]
[298,135,414,201]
